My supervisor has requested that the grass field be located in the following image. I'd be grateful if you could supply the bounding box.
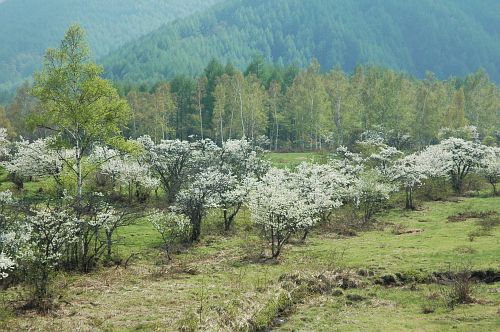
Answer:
[266,152,328,168]
[1,195,499,331]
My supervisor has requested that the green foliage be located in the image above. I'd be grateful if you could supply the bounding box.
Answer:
[102,0,500,85]
[31,25,131,149]
[106,60,500,151]
[0,0,224,95]
[30,24,131,245]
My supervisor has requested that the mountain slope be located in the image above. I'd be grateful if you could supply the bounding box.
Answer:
[102,0,500,83]
[0,0,223,93]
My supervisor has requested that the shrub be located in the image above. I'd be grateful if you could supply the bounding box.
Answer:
[148,211,191,260]
[441,268,476,308]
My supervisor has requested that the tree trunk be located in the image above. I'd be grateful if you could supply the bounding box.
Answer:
[409,188,414,210]
[76,155,83,217]
[106,231,113,262]
[274,107,279,151]
[405,187,415,210]
[489,180,497,196]
[190,212,202,242]
[167,181,181,204]
[301,229,309,242]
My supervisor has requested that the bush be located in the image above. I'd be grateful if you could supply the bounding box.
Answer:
[148,211,191,260]
[442,269,476,308]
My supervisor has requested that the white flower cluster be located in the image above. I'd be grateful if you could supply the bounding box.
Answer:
[247,168,319,234]
[27,207,79,265]
[0,128,10,158]
[294,162,350,216]
[0,252,15,279]
[479,147,500,192]
[390,153,429,191]
[351,171,395,207]
[0,190,14,205]
[91,145,159,190]
[2,137,65,178]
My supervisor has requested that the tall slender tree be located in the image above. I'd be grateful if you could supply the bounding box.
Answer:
[31,25,130,213]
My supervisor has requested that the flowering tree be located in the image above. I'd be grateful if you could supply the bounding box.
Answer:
[293,162,349,239]
[138,136,200,203]
[0,128,10,158]
[391,153,429,209]
[0,190,26,283]
[479,147,500,195]
[438,125,479,142]
[211,171,250,231]
[351,170,396,222]
[334,146,365,176]
[247,168,318,258]
[0,190,16,232]
[369,145,403,176]
[2,137,66,189]
[90,146,159,202]
[213,138,269,231]
[0,191,19,282]
[355,135,403,175]
[0,252,15,280]
[148,211,191,260]
[72,193,135,271]
[173,168,224,242]
[23,206,79,304]
[219,138,269,179]
[90,204,137,263]
[420,138,488,193]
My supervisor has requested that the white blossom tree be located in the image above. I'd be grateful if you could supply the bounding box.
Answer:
[138,136,201,203]
[479,147,500,195]
[369,145,403,176]
[211,171,250,232]
[23,205,79,303]
[351,170,396,222]
[391,153,430,209]
[0,190,26,282]
[0,190,16,231]
[293,162,349,239]
[90,146,159,202]
[219,138,269,179]
[173,167,225,242]
[213,138,269,231]
[247,168,319,258]
[419,138,489,193]
[2,137,68,189]
[333,146,365,176]
[0,128,10,158]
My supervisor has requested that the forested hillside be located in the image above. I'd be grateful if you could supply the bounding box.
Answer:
[0,0,223,100]
[102,0,500,85]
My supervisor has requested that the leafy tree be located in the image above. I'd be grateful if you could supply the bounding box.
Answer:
[447,88,468,129]
[286,60,330,150]
[31,25,130,213]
